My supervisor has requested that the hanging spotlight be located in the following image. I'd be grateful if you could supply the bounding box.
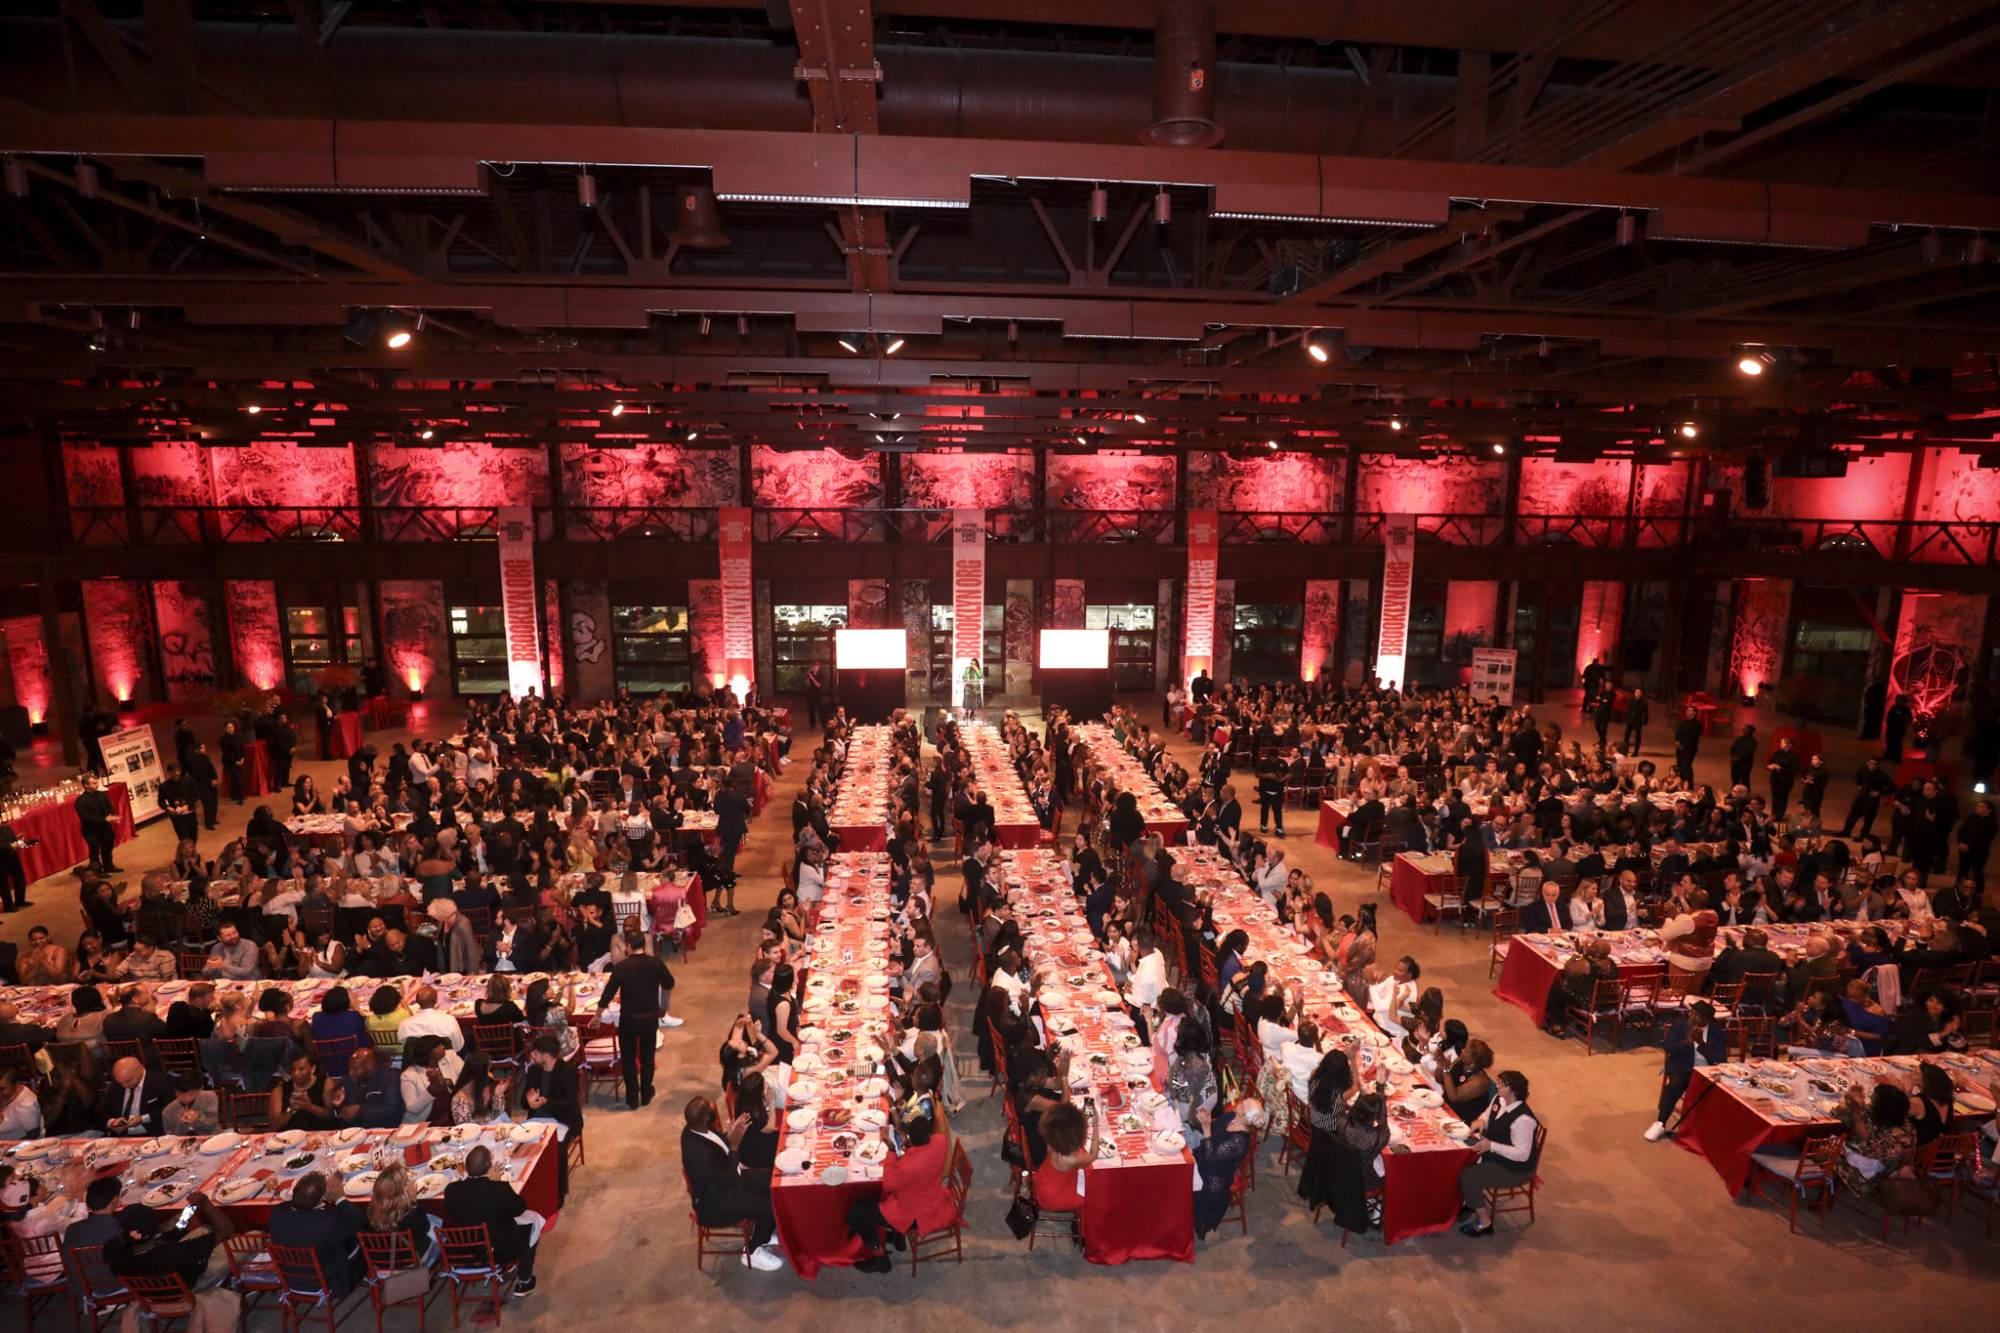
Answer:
[838,336,861,353]
[699,315,712,337]
[379,311,416,348]
[1153,188,1171,225]
[1616,212,1635,245]
[1491,441,1507,455]
[1266,439,1279,449]
[686,427,699,441]
[1132,413,1147,424]
[3,158,26,198]
[669,185,730,248]
[1006,321,1018,343]
[341,309,378,346]
[75,162,100,199]
[1307,338,1329,363]
[1679,422,1698,438]
[1389,418,1404,432]
[1090,185,1108,224]
[420,428,435,440]
[611,403,625,416]
[245,405,262,415]
[736,315,749,336]
[884,338,906,355]
[1737,356,1765,376]
[576,170,597,208]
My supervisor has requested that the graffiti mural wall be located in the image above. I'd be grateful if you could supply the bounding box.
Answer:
[152,581,218,701]
[1890,591,1988,730]
[1730,579,1793,701]
[225,582,284,691]
[1354,456,1505,532]
[562,443,740,509]
[752,447,881,508]
[82,579,152,706]
[565,581,613,702]
[689,580,725,686]
[370,443,550,509]
[2,616,52,724]
[1576,582,1623,679]
[1444,581,1500,667]
[901,451,1034,509]
[62,443,124,507]
[1186,452,1343,514]
[130,444,214,507]
[1044,453,1176,510]
[377,581,448,698]
[210,442,359,508]
[1302,581,1341,682]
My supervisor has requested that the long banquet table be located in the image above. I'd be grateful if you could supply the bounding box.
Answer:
[9,781,137,883]
[999,849,1195,1264]
[0,1122,560,1226]
[1179,847,1483,1243]
[959,722,1043,849]
[1672,1049,1999,1196]
[1072,724,1188,841]
[827,725,896,852]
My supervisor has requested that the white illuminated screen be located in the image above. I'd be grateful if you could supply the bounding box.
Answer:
[1040,629,1110,670]
[835,629,908,671]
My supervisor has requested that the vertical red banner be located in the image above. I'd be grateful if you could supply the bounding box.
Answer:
[718,506,755,699]
[1376,514,1415,691]
[1184,509,1218,687]
[496,507,542,698]
[951,509,985,705]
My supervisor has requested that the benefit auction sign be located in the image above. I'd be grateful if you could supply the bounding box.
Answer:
[1470,648,1518,706]
[101,722,166,823]
[718,507,755,701]
[1184,509,1219,687]
[1375,514,1416,691]
[951,509,985,706]
[496,507,543,698]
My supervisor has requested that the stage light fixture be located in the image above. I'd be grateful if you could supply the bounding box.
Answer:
[611,403,625,416]
[686,427,699,441]
[341,309,377,346]
[838,336,861,353]
[1389,418,1403,432]
[1090,185,1108,224]
[1267,439,1279,448]
[576,171,597,208]
[884,338,906,355]
[1738,356,1765,375]
[1616,213,1635,245]
[1679,422,1698,438]
[699,315,713,336]
[75,163,100,198]
[1154,189,1171,225]
[1307,339,1329,363]
[3,159,26,198]
[1006,321,1018,343]
[1132,413,1146,424]
[245,405,261,414]
[1491,442,1506,455]
[420,428,434,439]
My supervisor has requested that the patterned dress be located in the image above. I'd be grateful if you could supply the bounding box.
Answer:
[1830,1103,1913,1200]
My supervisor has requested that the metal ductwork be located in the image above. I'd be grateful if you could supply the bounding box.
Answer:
[0,20,1459,157]
[1144,0,1223,149]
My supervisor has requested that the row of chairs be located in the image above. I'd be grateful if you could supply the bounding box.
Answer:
[1747,1128,1998,1239]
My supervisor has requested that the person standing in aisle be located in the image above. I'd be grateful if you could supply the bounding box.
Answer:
[1728,725,1758,790]
[596,938,681,1111]
[75,771,119,874]
[1766,735,1798,817]
[218,719,245,804]
[1673,709,1702,783]
[1842,756,1893,837]
[1622,689,1650,756]
[186,742,220,831]
[1256,756,1286,839]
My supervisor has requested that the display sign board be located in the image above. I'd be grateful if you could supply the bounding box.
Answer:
[100,723,165,823]
[1039,628,1111,670]
[1375,514,1416,691]
[496,506,542,698]
[1470,647,1518,706]
[1184,509,1218,687]
[951,509,985,706]
[719,506,755,702]
[835,629,909,671]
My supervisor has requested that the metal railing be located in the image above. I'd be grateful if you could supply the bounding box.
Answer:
[60,505,2000,563]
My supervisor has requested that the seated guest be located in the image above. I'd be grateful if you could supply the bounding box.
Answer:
[203,924,260,981]
[1455,1070,1541,1238]
[102,986,169,1051]
[1893,987,1968,1056]
[366,986,411,1039]
[1519,880,1574,934]
[1322,1091,1393,1237]
[335,1048,404,1128]
[310,987,368,1076]
[844,1100,958,1272]
[1838,979,1897,1056]
[1436,1037,1496,1123]
[267,1172,364,1299]
[1826,1081,1913,1206]
[443,1145,544,1296]
[362,1162,435,1265]
[270,1054,341,1131]
[1190,1100,1262,1240]
[520,1035,583,1205]
[681,1095,783,1272]
[1783,989,1852,1058]
[160,1071,220,1137]
[1543,939,1619,1036]
[104,1195,241,1332]
[1708,928,1784,995]
[1031,1101,1100,1217]
[100,1057,173,1137]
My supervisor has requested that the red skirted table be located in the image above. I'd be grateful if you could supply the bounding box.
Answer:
[1381,1141,1482,1243]
[1671,1069,1810,1197]
[242,740,274,797]
[327,712,364,759]
[994,820,1044,850]
[1389,853,1454,925]
[1314,800,1350,850]
[1492,937,1567,1021]
[772,1173,879,1280]
[831,822,888,853]
[1081,1158,1195,1264]
[214,1127,563,1227]
[1894,756,1958,789]
[12,781,136,882]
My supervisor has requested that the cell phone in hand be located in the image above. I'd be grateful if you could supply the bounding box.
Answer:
[175,1202,198,1228]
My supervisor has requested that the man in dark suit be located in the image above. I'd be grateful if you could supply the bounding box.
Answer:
[218,720,246,804]
[266,707,297,789]
[102,1056,175,1136]
[596,941,678,1110]
[522,1035,583,1203]
[158,763,201,846]
[185,743,220,831]
[1215,784,1243,842]
[1646,1001,1730,1141]
[1673,712,1702,783]
[1728,725,1759,791]
[267,1173,365,1298]
[680,1096,782,1270]
[443,1146,543,1295]
[1709,928,1785,993]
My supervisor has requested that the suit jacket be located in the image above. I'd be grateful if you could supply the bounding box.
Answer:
[1519,898,1573,933]
[681,1127,760,1228]
[442,1178,532,1262]
[101,1070,176,1135]
[522,1060,583,1137]
[1663,1016,1731,1074]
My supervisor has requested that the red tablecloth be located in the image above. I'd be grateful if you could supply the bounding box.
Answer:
[1492,938,1564,1020]
[13,782,136,883]
[218,1130,562,1227]
[1315,801,1348,850]
[328,712,364,759]
[1390,855,1448,925]
[994,821,1043,850]
[831,823,888,852]
[773,1173,878,1280]
[1082,1158,1195,1264]
[650,875,706,955]
[751,768,774,815]
[242,740,274,797]
[1145,819,1189,842]
[1671,1070,1803,1197]
[1382,1141,1481,1243]
[1894,756,1959,789]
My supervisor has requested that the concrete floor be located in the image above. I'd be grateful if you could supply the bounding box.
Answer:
[5,695,1993,1331]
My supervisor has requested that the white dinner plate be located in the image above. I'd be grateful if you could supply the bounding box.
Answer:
[200,1132,243,1155]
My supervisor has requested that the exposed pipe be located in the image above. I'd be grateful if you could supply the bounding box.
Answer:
[0,19,1458,157]
[1144,0,1222,149]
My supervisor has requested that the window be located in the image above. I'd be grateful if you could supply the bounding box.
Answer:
[1404,601,1447,688]
[1085,604,1156,692]
[776,605,847,694]
[1231,604,1303,685]
[282,605,363,695]
[448,606,509,696]
[612,605,692,696]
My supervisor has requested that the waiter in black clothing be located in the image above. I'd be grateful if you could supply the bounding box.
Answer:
[186,742,220,830]
[1673,711,1702,783]
[218,721,245,804]
[75,771,120,873]
[171,718,196,772]
[596,943,678,1110]
[1842,756,1894,837]
[0,821,34,911]
[265,707,296,788]
[158,763,200,845]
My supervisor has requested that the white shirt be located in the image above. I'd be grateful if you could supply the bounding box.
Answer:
[1257,1018,1297,1058]
[796,861,826,904]
[1278,1040,1321,1102]
[0,1084,42,1139]
[398,1006,466,1051]
[1128,949,1168,1009]
[1253,861,1287,901]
